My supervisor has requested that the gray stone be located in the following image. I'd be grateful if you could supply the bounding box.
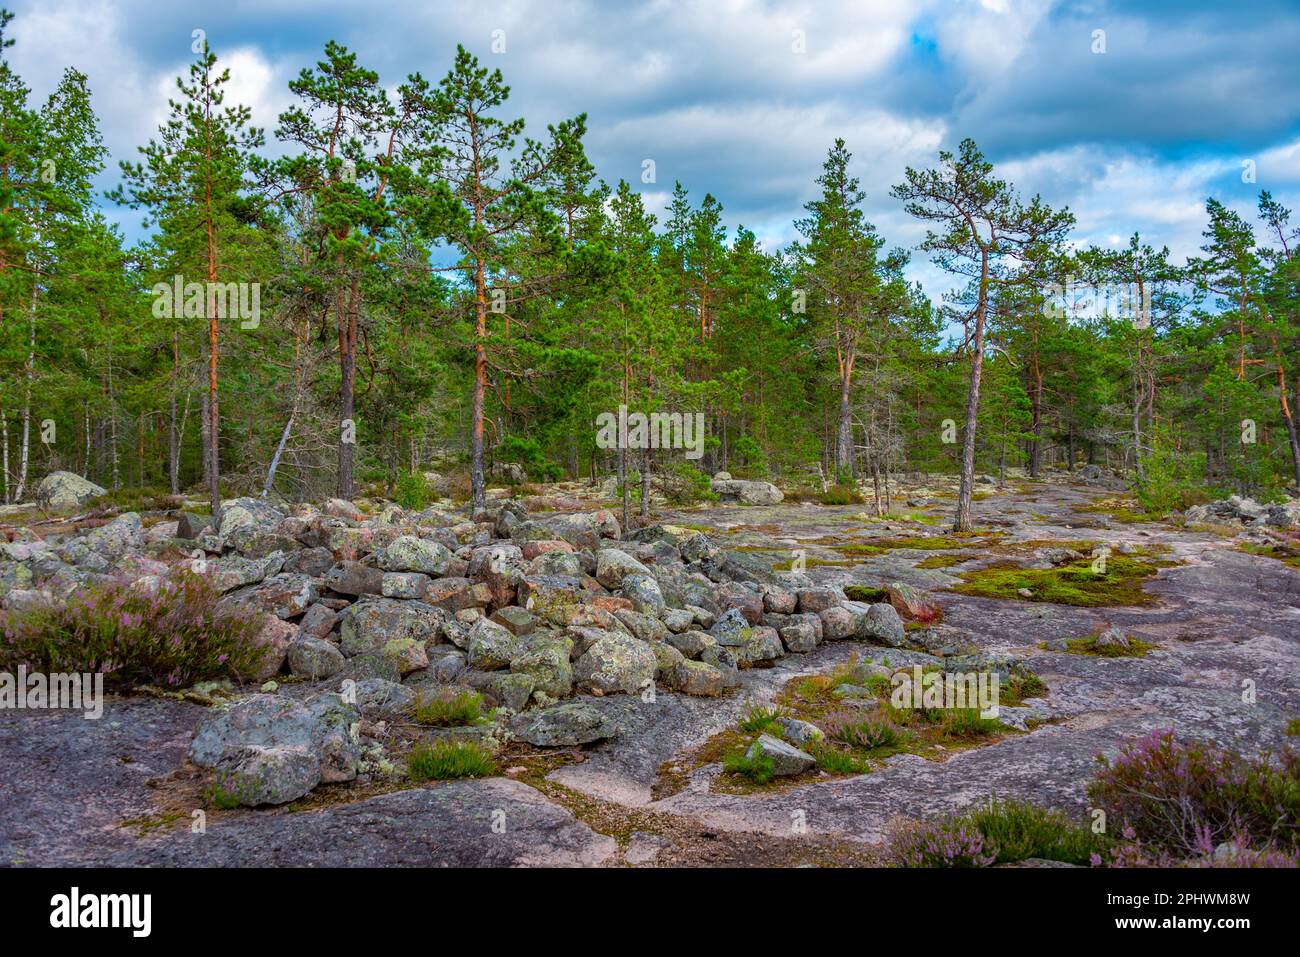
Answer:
[288,636,345,679]
[746,733,814,776]
[212,745,319,806]
[511,701,619,746]
[35,471,105,511]
[574,633,657,695]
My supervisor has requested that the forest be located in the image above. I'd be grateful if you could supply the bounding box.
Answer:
[3,8,1298,527]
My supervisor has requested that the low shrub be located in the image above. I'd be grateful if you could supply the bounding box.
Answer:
[1087,729,1300,858]
[890,799,1108,867]
[406,741,498,781]
[940,707,1002,739]
[394,471,433,510]
[821,711,904,750]
[889,820,998,868]
[0,568,269,689]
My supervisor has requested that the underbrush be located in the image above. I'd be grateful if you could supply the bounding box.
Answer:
[1087,729,1300,862]
[0,568,269,688]
[889,731,1300,867]
[889,800,1107,867]
[707,655,1022,792]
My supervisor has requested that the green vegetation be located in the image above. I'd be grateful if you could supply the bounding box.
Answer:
[405,741,498,781]
[0,569,269,688]
[704,655,1020,793]
[394,471,433,511]
[1063,632,1157,658]
[721,748,775,785]
[1088,729,1300,861]
[890,799,1109,867]
[949,555,1169,606]
[2,6,1298,527]
[916,554,967,569]
[843,585,890,603]
[414,690,487,727]
[736,705,785,734]
[1240,542,1300,570]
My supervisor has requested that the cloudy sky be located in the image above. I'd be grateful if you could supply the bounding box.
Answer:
[7,0,1300,300]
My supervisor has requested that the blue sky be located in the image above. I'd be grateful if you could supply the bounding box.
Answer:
[7,0,1300,301]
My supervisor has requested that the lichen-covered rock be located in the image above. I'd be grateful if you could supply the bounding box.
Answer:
[338,598,440,657]
[288,636,345,679]
[218,497,287,550]
[737,626,784,666]
[711,479,783,505]
[746,733,814,776]
[381,571,431,600]
[509,634,574,697]
[595,548,652,589]
[466,617,522,670]
[378,535,453,576]
[779,621,819,653]
[667,659,731,696]
[383,636,429,676]
[224,572,319,620]
[35,471,106,511]
[574,633,657,695]
[212,745,319,806]
[324,561,384,597]
[237,615,294,682]
[620,573,665,614]
[190,692,358,789]
[819,606,857,641]
[888,581,941,622]
[613,608,667,642]
[353,678,415,718]
[859,601,906,646]
[665,629,716,659]
[511,701,619,746]
[796,587,839,614]
[709,607,753,647]
[776,716,824,746]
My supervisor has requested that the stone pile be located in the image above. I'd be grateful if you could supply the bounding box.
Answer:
[1,491,921,805]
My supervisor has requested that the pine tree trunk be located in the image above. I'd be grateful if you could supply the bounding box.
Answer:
[954,253,989,532]
[337,277,359,500]
[471,257,488,512]
[14,287,35,501]
[169,330,180,494]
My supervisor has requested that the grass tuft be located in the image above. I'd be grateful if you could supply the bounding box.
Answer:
[406,740,497,781]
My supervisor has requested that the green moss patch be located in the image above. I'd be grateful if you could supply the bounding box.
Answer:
[1059,632,1157,658]
[949,555,1170,607]
[1239,542,1300,569]
[916,554,967,569]
[676,654,1027,796]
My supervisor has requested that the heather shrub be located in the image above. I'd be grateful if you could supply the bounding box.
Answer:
[821,711,904,750]
[889,819,997,867]
[1087,729,1300,858]
[0,568,269,689]
[889,800,1107,867]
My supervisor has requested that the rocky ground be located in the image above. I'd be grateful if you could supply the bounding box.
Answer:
[2,471,1298,868]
